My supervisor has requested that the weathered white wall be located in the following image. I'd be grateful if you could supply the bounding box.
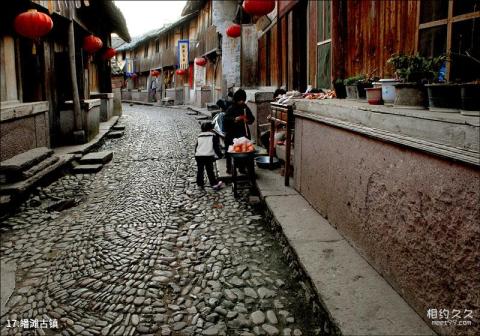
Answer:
[212,0,240,96]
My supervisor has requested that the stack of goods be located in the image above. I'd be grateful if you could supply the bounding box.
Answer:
[304,90,336,99]
[276,89,337,104]
[276,91,303,105]
[228,137,255,153]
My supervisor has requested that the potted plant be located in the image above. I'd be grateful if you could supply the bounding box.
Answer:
[388,54,445,109]
[356,77,374,99]
[459,81,480,116]
[344,75,360,99]
[378,78,400,104]
[333,78,347,99]
[425,82,461,112]
[365,86,382,105]
[343,75,371,99]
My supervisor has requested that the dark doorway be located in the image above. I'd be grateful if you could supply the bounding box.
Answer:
[291,1,308,92]
[19,39,45,102]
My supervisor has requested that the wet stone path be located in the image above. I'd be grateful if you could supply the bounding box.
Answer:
[1,105,322,336]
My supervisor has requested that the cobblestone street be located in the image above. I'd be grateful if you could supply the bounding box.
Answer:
[1,105,322,336]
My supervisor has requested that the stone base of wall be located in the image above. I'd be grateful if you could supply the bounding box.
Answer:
[131,90,149,103]
[165,88,184,105]
[112,88,122,116]
[195,88,212,108]
[121,90,132,101]
[0,101,50,161]
[294,101,480,335]
[59,99,100,145]
[246,90,275,144]
[90,93,114,122]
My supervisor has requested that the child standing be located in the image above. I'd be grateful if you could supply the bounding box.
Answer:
[195,122,224,190]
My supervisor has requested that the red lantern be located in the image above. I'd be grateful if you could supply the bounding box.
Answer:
[195,57,207,66]
[102,47,116,60]
[151,70,160,77]
[176,69,186,76]
[243,0,275,16]
[83,35,103,53]
[14,9,53,39]
[226,24,241,38]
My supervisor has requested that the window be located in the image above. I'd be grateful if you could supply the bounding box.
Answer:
[418,0,480,81]
[316,0,331,88]
[155,39,160,53]
[165,35,170,49]
[144,44,148,58]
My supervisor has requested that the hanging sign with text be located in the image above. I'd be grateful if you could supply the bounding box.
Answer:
[177,40,189,70]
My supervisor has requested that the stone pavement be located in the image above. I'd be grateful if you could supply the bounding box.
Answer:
[0,105,323,336]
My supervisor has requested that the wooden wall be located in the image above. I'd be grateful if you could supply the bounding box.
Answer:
[307,1,317,86]
[257,14,288,89]
[345,0,418,78]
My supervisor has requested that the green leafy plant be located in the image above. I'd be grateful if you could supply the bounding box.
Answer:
[387,54,446,83]
[344,75,366,86]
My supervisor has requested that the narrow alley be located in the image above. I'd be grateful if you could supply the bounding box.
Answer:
[0,105,322,336]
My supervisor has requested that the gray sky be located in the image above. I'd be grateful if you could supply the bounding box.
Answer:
[115,1,187,38]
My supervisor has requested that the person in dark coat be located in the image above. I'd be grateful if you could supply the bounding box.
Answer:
[223,89,255,174]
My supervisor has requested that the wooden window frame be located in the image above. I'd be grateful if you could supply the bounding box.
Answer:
[316,0,331,88]
[416,0,480,79]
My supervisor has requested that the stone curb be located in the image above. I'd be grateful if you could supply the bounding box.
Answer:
[254,169,436,336]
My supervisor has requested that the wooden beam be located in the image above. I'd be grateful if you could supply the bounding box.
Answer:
[446,0,453,80]
[414,0,421,53]
[418,18,448,30]
[287,12,293,90]
[331,0,346,82]
[68,5,82,131]
[451,11,480,23]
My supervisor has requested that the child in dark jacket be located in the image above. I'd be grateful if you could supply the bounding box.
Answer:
[195,122,224,190]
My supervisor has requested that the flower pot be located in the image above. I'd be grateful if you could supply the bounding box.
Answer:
[393,83,427,109]
[365,87,382,105]
[357,82,373,99]
[425,84,461,112]
[334,82,347,99]
[379,79,400,104]
[460,83,480,116]
[345,85,359,99]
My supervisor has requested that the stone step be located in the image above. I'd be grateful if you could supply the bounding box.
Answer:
[112,124,126,131]
[107,131,124,139]
[0,147,53,174]
[72,164,103,174]
[0,154,73,195]
[22,156,60,179]
[80,151,113,165]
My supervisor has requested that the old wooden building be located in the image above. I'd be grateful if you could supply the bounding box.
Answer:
[1,0,130,161]
[253,2,479,336]
[116,0,253,108]
[257,0,480,90]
